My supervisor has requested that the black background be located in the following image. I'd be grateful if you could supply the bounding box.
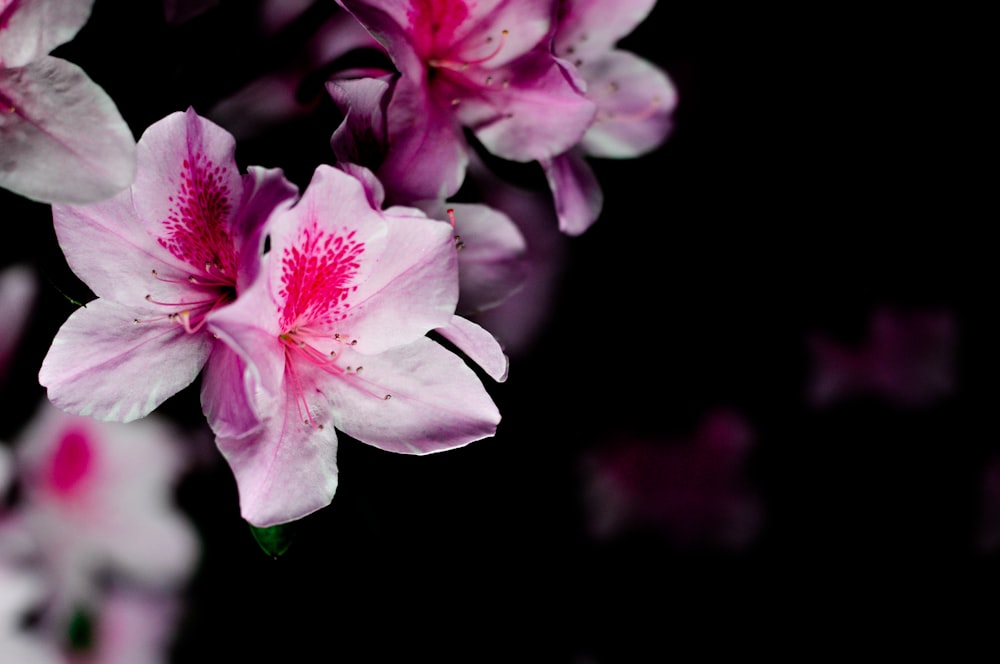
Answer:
[2,0,993,659]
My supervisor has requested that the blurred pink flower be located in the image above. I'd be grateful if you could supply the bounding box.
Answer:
[9,399,200,617]
[0,0,136,203]
[579,410,762,550]
[806,307,957,409]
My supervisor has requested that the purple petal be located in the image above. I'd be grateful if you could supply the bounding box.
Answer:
[439,201,528,314]
[579,50,677,158]
[553,0,656,61]
[38,298,212,422]
[541,149,604,236]
[448,50,596,162]
[327,336,501,454]
[0,57,136,204]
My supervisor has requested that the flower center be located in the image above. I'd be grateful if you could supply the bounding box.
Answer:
[47,426,94,497]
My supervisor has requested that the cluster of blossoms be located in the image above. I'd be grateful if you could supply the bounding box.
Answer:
[2,0,677,533]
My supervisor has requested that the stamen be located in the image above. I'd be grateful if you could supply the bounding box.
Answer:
[429,29,509,71]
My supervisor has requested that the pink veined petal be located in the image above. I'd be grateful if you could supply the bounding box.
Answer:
[579,50,678,158]
[553,0,657,61]
[326,336,500,454]
[51,186,195,308]
[343,209,459,352]
[541,149,604,236]
[265,165,457,354]
[214,363,340,528]
[435,314,509,382]
[38,298,213,422]
[0,57,136,204]
[0,0,93,67]
[448,50,597,163]
[131,107,245,269]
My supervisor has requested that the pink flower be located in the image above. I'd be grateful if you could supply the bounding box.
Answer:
[0,0,136,203]
[329,78,531,315]
[543,0,679,234]
[39,108,298,424]
[8,400,200,618]
[206,164,505,526]
[806,307,957,409]
[330,0,597,205]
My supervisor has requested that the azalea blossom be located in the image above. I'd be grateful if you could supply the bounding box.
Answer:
[0,0,136,203]
[329,76,529,315]
[39,107,298,424]
[205,163,505,527]
[544,0,678,234]
[9,399,200,618]
[331,0,597,205]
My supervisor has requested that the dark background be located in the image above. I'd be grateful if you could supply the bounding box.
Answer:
[2,0,993,659]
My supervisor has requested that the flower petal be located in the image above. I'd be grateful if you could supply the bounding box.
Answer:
[51,185,191,308]
[450,50,597,163]
[214,370,340,527]
[541,149,604,236]
[553,0,657,61]
[38,298,212,422]
[0,57,136,204]
[327,336,501,454]
[579,50,678,158]
[0,0,93,66]
[435,314,509,382]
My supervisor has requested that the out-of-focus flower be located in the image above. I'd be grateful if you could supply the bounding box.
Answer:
[39,107,298,423]
[1,396,200,663]
[10,399,200,618]
[330,0,597,205]
[206,164,506,527]
[806,307,957,409]
[545,0,678,234]
[579,410,762,551]
[0,262,37,383]
[0,0,136,203]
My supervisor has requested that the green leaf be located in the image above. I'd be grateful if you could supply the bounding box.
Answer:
[248,521,296,558]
